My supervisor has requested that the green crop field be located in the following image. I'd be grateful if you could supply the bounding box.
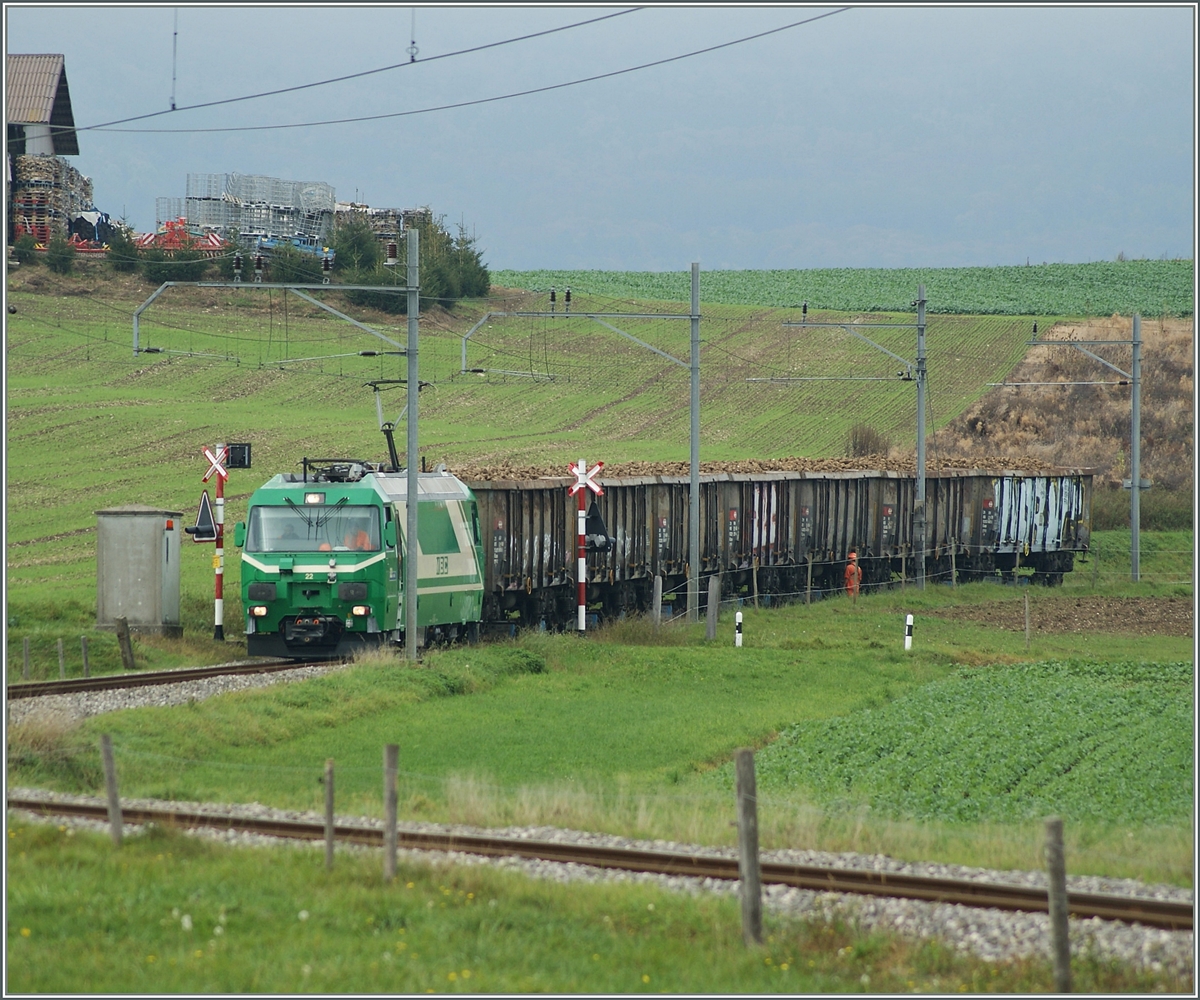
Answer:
[738,659,1192,825]
[493,259,1195,316]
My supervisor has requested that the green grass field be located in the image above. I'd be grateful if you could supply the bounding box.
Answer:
[10,820,1184,995]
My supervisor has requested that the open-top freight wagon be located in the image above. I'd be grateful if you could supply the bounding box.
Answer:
[466,468,1092,629]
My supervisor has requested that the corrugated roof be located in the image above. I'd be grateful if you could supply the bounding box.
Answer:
[7,53,63,123]
[6,53,78,154]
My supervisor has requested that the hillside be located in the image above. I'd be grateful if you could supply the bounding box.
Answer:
[930,315,1194,491]
[4,261,1191,606]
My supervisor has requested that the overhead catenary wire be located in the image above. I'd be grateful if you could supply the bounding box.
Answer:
[69,8,646,135]
[93,9,851,135]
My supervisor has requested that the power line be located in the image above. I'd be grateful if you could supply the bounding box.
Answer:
[71,8,644,135]
[95,8,852,135]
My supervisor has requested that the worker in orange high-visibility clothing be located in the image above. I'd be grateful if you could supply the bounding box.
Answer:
[844,551,862,599]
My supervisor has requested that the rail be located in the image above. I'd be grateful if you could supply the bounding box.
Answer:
[7,795,1190,932]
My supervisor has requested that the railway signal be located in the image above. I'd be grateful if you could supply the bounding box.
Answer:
[195,443,250,641]
[568,459,604,632]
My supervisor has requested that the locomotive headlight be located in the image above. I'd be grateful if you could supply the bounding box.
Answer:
[251,606,269,617]
[352,605,370,617]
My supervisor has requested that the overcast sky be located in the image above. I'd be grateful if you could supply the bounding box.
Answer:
[6,5,1195,270]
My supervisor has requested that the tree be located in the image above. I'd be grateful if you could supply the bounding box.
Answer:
[105,220,141,273]
[337,208,489,314]
[329,213,379,271]
[12,233,39,266]
[45,234,75,274]
[141,245,209,284]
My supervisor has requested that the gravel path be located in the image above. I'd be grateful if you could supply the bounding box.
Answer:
[9,788,1193,982]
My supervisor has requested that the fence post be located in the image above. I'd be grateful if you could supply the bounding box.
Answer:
[706,575,720,641]
[100,734,122,847]
[950,543,958,588]
[752,558,760,610]
[383,744,398,881]
[324,758,335,871]
[80,636,90,678]
[805,552,813,606]
[115,616,136,672]
[23,636,31,679]
[652,575,663,629]
[1045,816,1072,992]
[735,748,762,945]
[1024,591,1031,650]
[1091,541,1099,589]
[58,638,65,678]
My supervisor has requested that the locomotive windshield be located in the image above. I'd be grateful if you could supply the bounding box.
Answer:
[246,504,381,553]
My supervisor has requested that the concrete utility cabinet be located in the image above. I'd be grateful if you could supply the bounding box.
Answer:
[95,505,183,637]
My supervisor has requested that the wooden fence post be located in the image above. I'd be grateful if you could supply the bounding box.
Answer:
[706,575,720,641]
[752,558,760,610]
[80,636,90,678]
[950,543,958,588]
[652,575,663,629]
[805,552,813,606]
[735,748,763,945]
[324,759,335,871]
[1091,541,1099,589]
[1024,592,1031,650]
[1045,816,1072,992]
[100,734,122,847]
[23,636,31,680]
[383,744,398,881]
[58,638,65,678]
[115,617,136,672]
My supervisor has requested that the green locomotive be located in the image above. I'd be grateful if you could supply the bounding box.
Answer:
[234,457,485,658]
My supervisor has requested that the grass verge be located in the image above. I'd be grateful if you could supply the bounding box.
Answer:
[5,820,1188,994]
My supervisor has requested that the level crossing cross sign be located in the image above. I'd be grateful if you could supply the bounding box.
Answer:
[202,446,229,483]
[567,459,604,497]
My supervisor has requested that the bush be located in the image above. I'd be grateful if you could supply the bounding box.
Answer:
[105,222,141,273]
[847,423,890,457]
[267,242,324,284]
[12,233,39,266]
[44,235,75,274]
[141,246,209,284]
[1092,485,1193,531]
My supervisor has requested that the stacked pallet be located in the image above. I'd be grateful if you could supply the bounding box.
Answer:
[11,154,93,243]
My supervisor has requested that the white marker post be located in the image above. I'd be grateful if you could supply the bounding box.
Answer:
[567,459,604,632]
[201,444,229,641]
[904,613,914,651]
[735,611,743,647]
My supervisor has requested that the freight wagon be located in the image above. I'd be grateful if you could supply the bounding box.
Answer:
[466,468,1092,629]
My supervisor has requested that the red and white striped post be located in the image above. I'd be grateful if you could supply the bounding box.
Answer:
[202,444,229,641]
[567,459,604,632]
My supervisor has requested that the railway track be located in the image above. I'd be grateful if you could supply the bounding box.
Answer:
[6,659,298,700]
[8,794,1191,932]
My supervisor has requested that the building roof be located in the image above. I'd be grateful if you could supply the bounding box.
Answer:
[6,53,79,155]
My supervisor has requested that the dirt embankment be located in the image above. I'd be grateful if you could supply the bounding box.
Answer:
[930,316,1194,490]
[929,596,1193,637]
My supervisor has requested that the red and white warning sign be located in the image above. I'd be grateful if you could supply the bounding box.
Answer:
[202,445,228,483]
[568,459,604,497]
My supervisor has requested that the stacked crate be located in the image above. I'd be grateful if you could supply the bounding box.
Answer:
[11,154,93,243]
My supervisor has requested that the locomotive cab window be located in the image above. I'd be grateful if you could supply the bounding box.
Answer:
[246,504,381,553]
